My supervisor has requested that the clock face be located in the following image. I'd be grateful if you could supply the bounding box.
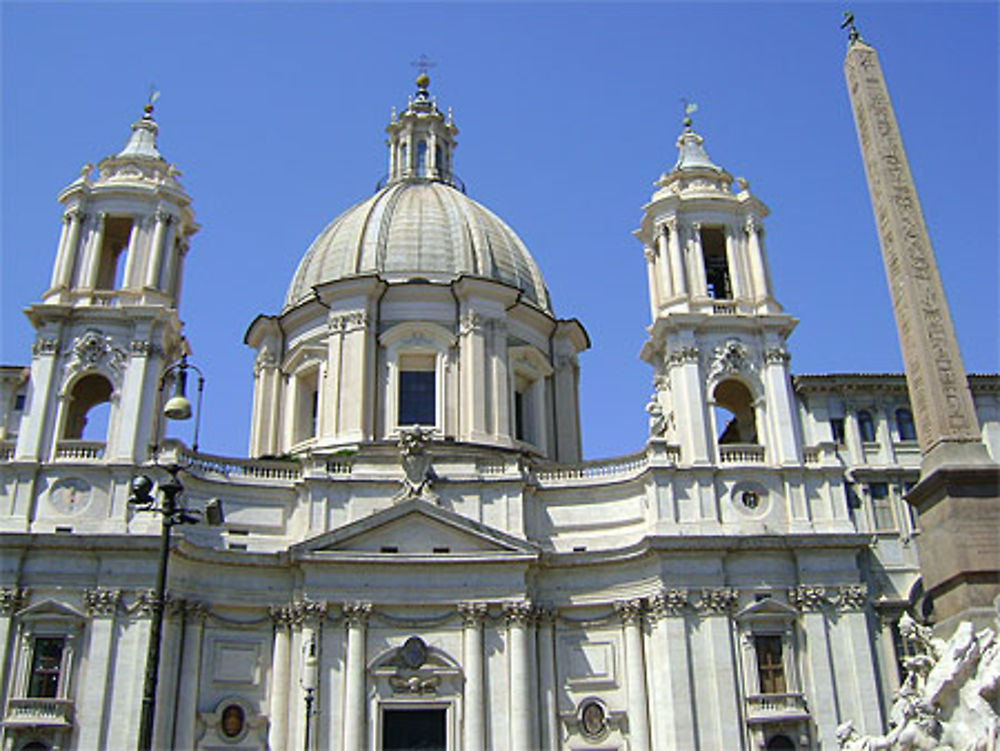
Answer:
[49,477,92,515]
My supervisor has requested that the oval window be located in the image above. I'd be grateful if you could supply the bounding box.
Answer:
[220,704,245,738]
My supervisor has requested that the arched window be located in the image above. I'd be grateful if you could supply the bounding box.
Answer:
[858,410,876,442]
[292,368,319,445]
[713,379,757,444]
[896,408,916,441]
[62,373,112,441]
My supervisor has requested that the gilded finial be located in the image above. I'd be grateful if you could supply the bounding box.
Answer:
[680,98,698,129]
[411,54,436,92]
[841,11,862,45]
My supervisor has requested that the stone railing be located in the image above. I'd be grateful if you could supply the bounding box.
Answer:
[718,444,765,464]
[803,446,821,464]
[744,693,809,722]
[535,450,649,485]
[4,696,74,727]
[177,448,301,483]
[712,300,738,315]
[54,440,105,461]
[325,460,353,475]
[0,440,14,461]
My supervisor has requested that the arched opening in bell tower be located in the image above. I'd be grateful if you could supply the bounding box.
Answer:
[62,373,113,441]
[713,379,757,444]
[95,217,134,290]
[700,226,732,300]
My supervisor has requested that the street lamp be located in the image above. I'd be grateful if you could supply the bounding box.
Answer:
[301,634,318,751]
[131,357,221,751]
[157,355,205,453]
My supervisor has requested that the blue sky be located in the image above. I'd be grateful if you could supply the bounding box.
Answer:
[2,2,997,460]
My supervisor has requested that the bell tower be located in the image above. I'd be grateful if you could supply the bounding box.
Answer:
[15,100,198,464]
[636,112,802,467]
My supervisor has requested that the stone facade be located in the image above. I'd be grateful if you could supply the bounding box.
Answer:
[0,78,998,751]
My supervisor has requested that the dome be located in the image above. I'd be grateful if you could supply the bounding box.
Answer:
[284,180,551,312]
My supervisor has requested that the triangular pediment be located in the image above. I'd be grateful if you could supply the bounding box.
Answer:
[291,498,538,557]
[735,597,798,622]
[17,598,86,622]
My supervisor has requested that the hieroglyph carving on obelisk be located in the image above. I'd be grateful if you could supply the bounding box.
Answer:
[844,38,982,461]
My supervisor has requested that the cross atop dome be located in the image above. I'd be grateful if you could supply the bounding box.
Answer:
[116,94,164,161]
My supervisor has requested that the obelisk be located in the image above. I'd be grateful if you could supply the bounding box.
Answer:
[843,16,999,633]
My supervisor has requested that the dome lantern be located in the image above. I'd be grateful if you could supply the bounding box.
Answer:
[385,73,459,187]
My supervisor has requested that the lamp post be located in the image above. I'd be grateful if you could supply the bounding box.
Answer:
[131,357,221,751]
[301,633,318,751]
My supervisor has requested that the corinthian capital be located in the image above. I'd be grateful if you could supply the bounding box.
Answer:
[502,600,535,626]
[458,601,488,626]
[343,601,372,626]
[614,598,645,625]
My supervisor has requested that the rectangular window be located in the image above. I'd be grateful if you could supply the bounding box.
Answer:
[514,390,526,441]
[28,636,64,698]
[398,354,436,426]
[869,482,895,531]
[755,635,786,695]
[830,417,845,444]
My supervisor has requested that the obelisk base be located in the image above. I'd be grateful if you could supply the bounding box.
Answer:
[906,459,1000,636]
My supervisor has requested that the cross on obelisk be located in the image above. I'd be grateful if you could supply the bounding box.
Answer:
[843,19,999,634]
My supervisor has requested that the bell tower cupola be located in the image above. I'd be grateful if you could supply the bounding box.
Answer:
[45,98,198,308]
[17,98,197,465]
[637,110,802,469]
[384,74,460,187]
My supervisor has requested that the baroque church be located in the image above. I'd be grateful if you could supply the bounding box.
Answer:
[1,70,998,751]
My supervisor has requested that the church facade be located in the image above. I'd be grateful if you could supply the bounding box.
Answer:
[1,75,998,751]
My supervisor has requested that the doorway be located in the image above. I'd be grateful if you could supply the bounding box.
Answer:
[381,707,446,751]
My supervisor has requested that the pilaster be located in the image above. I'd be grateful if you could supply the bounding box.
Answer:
[614,599,650,751]
[459,602,488,751]
[503,601,536,751]
[342,601,371,751]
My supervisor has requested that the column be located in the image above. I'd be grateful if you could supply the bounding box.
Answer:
[77,589,122,751]
[120,217,143,289]
[686,223,707,297]
[171,603,207,751]
[338,312,373,443]
[84,212,107,288]
[460,311,489,442]
[145,212,170,289]
[647,590,696,749]
[830,586,882,734]
[295,600,326,751]
[615,599,650,751]
[0,589,25,711]
[670,344,710,464]
[153,599,184,751]
[57,210,85,289]
[49,214,72,289]
[490,319,510,438]
[745,217,768,301]
[693,588,742,750]
[535,607,560,751]
[14,336,59,461]
[644,246,660,318]
[666,218,687,298]
[762,346,803,465]
[875,611,901,697]
[342,602,371,751]
[723,224,745,299]
[503,601,535,751]
[790,585,840,749]
[459,603,488,751]
[266,606,293,751]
